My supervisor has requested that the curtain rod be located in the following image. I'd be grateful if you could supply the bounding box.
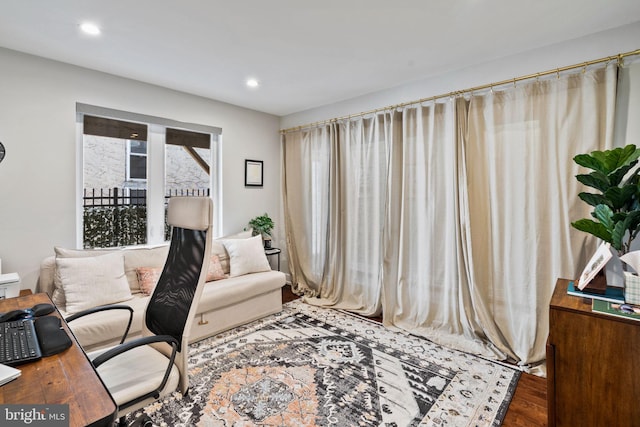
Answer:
[280,48,640,134]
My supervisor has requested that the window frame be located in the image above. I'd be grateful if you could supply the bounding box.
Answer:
[126,139,148,182]
[76,103,222,248]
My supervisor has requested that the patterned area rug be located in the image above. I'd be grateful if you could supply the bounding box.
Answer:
[129,300,520,426]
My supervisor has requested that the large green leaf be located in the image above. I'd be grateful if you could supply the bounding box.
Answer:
[571,219,612,242]
[574,153,606,174]
[604,185,638,210]
[611,220,626,251]
[576,171,610,192]
[575,145,640,175]
[604,144,640,173]
[578,192,609,208]
[594,204,614,229]
[624,211,640,235]
[610,160,639,186]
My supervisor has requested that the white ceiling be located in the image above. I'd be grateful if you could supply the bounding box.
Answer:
[1,1,639,116]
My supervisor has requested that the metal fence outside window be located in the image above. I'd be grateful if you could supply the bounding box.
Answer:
[82,188,210,248]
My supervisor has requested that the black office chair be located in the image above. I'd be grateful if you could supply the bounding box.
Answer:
[79,196,213,425]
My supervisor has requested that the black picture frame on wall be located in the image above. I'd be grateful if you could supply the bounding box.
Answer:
[245,159,263,187]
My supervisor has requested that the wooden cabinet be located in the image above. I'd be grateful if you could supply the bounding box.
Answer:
[547,279,640,426]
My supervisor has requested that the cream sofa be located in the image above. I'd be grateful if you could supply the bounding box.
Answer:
[37,233,286,352]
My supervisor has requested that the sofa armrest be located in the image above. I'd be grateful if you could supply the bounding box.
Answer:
[36,256,57,297]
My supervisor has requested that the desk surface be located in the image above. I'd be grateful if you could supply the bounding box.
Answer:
[0,293,116,427]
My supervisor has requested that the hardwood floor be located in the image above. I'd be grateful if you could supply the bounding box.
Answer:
[281,285,547,426]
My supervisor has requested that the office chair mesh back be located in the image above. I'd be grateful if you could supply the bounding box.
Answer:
[145,226,206,352]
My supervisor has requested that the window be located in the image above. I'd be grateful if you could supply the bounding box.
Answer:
[77,104,221,249]
[127,140,147,181]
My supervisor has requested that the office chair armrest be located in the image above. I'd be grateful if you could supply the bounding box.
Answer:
[65,305,134,344]
[91,335,179,369]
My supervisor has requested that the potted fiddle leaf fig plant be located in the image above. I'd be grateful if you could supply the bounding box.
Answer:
[572,144,640,256]
[248,213,274,248]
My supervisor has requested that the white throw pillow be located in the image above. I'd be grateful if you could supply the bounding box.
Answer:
[52,246,117,307]
[212,229,255,274]
[221,235,271,277]
[55,252,132,315]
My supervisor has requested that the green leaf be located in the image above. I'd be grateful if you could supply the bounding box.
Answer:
[574,153,606,174]
[628,210,640,230]
[604,185,638,210]
[594,204,614,229]
[571,219,612,242]
[609,160,639,186]
[605,144,640,173]
[575,145,640,175]
[576,172,610,192]
[578,192,608,208]
[611,220,626,251]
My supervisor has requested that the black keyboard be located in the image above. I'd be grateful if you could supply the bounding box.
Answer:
[0,319,43,365]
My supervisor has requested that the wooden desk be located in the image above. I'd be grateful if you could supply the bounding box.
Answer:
[547,278,640,426]
[0,293,116,427]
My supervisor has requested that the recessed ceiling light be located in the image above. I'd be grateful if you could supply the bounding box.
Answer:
[80,22,101,36]
[246,78,259,88]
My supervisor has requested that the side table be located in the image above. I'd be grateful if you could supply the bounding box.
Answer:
[265,247,281,271]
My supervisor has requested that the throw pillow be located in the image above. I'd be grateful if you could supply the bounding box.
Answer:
[221,235,271,277]
[136,267,163,295]
[52,246,116,308]
[55,252,132,315]
[211,229,254,275]
[206,254,226,281]
[123,245,169,293]
[54,246,114,258]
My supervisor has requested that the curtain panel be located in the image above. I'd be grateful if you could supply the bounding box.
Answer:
[282,65,618,369]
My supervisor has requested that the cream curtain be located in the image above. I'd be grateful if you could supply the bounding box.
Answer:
[282,64,618,368]
[463,66,617,365]
[382,100,505,358]
[282,118,388,315]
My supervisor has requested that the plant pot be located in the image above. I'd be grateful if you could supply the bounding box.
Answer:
[605,249,625,288]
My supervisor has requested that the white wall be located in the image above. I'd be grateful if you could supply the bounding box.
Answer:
[0,47,282,290]
[281,22,640,129]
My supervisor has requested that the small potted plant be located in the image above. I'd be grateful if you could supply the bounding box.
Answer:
[572,144,640,256]
[248,213,275,248]
[572,144,640,289]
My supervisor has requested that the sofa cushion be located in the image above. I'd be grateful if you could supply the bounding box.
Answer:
[197,271,285,313]
[56,252,133,315]
[222,235,271,277]
[63,295,149,351]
